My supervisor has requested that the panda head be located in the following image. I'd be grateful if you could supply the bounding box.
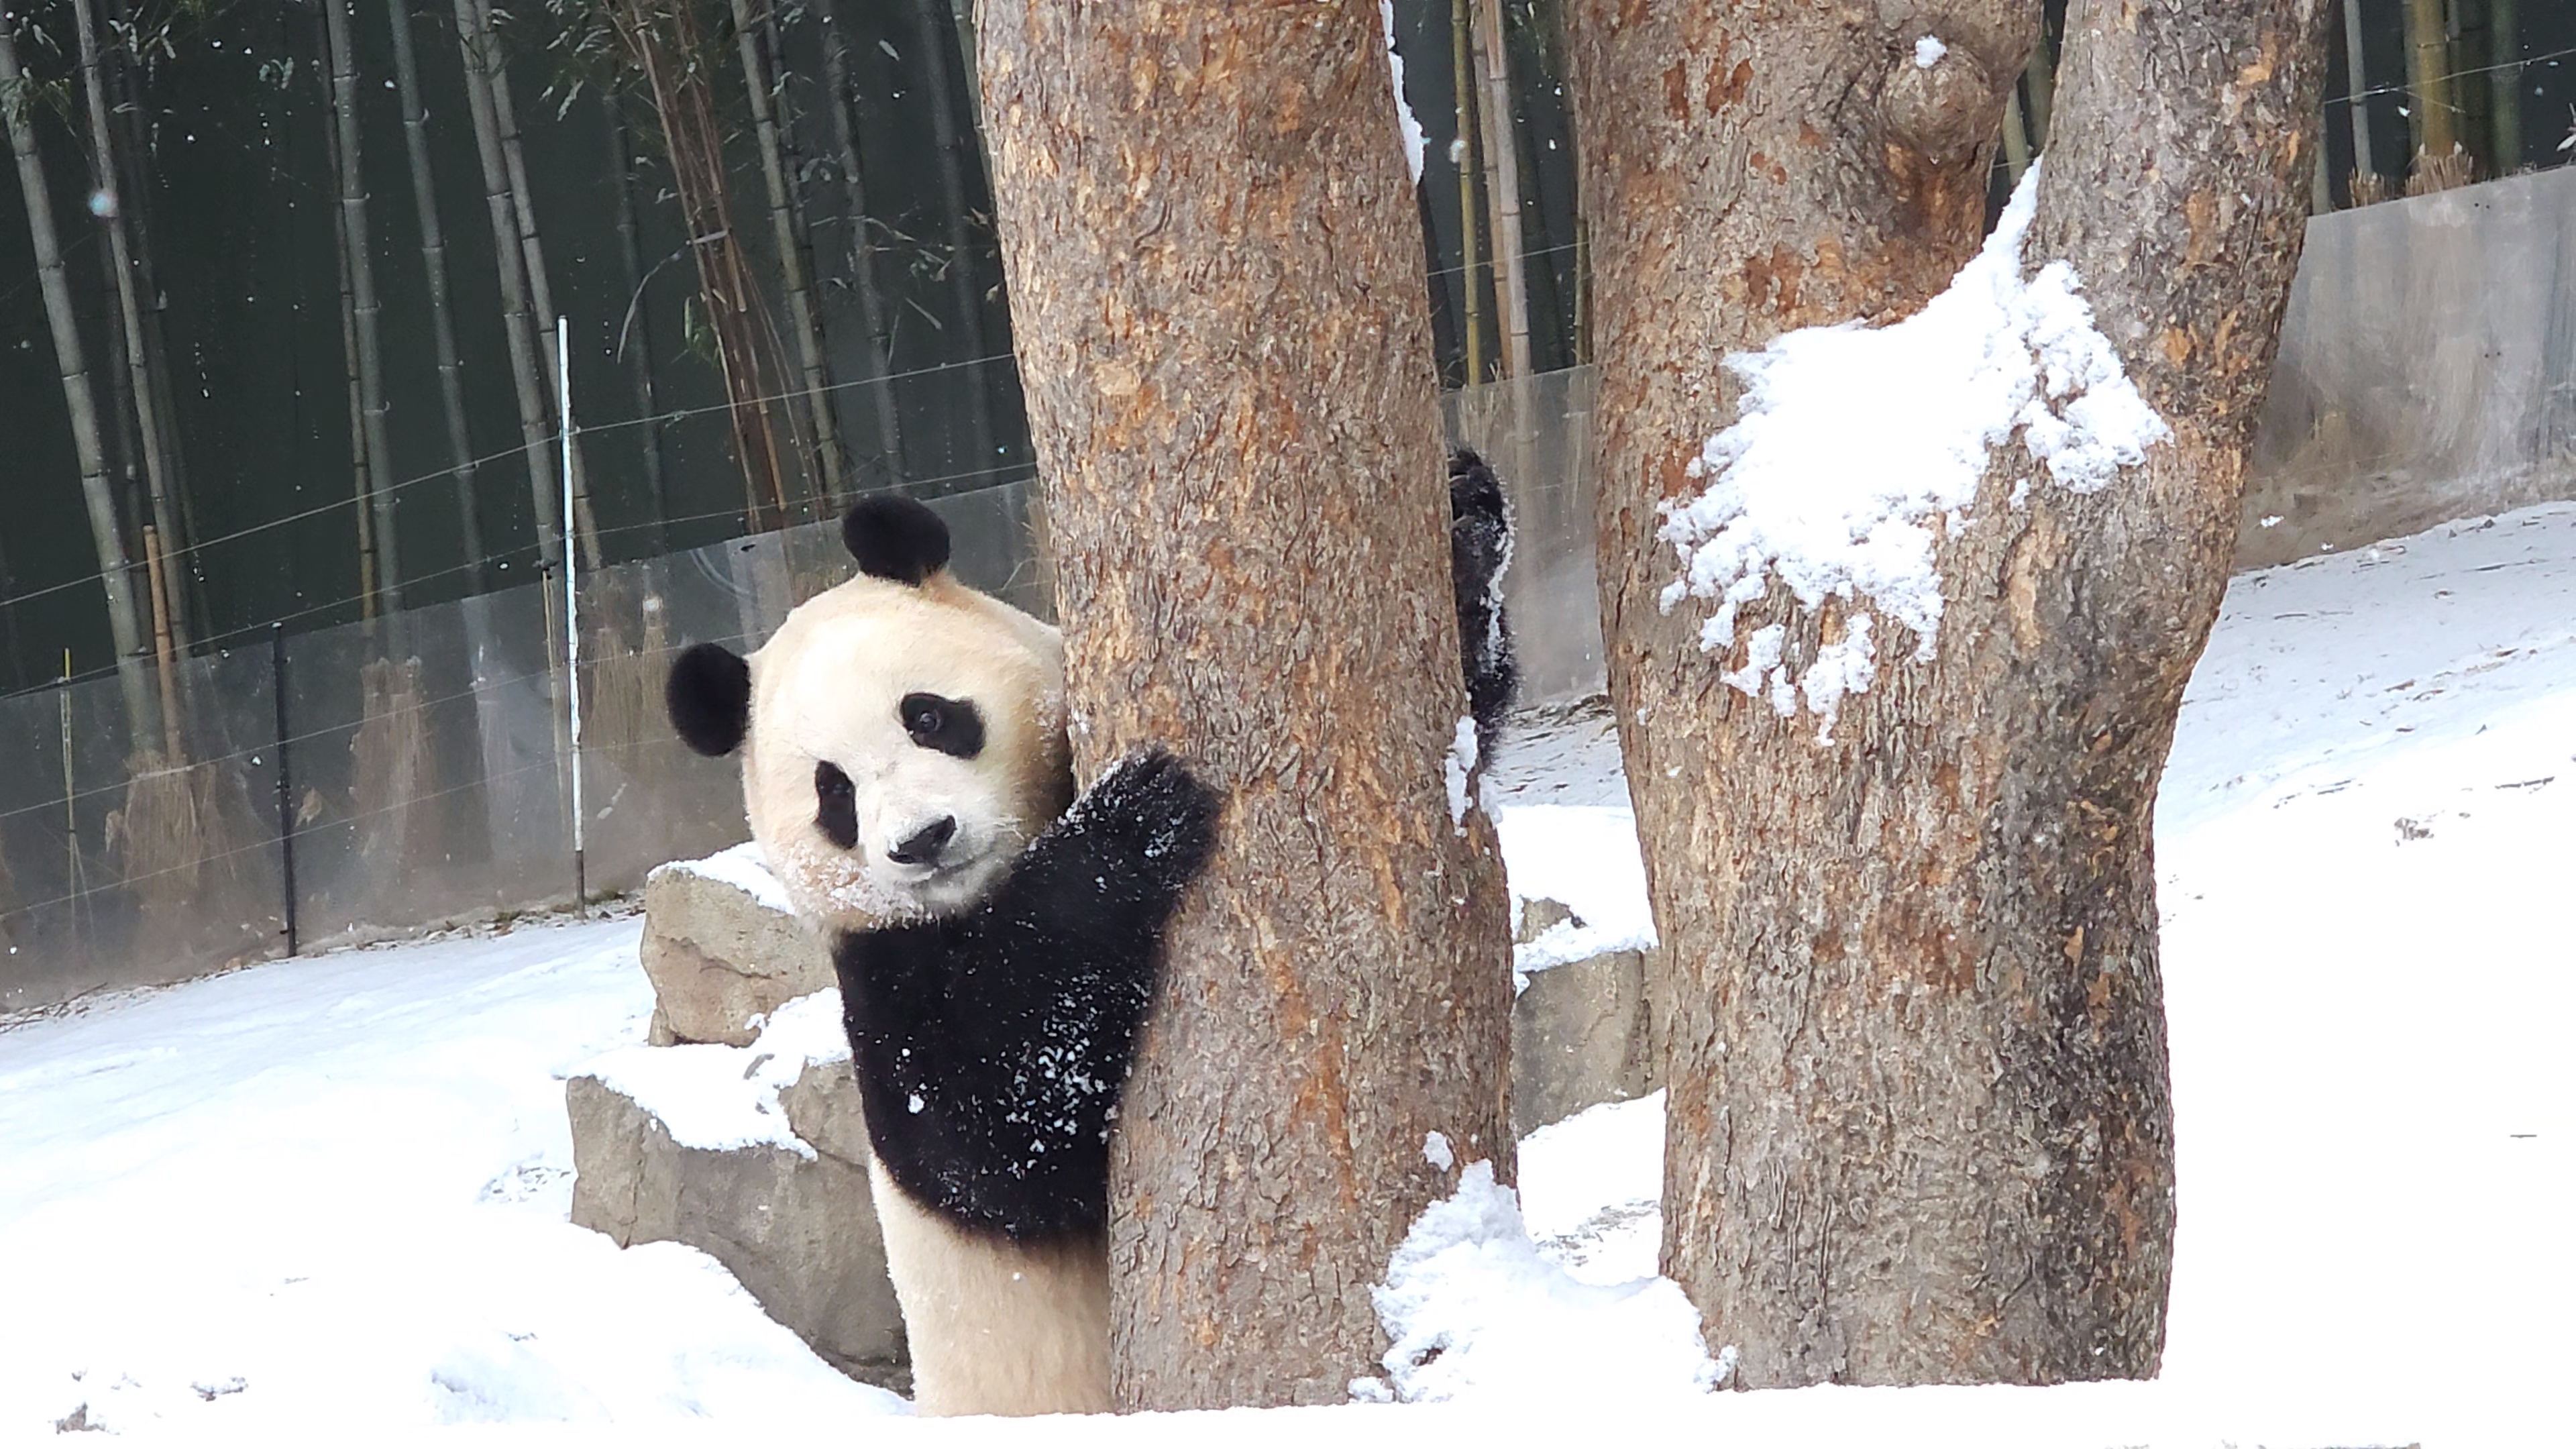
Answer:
[666,496,1074,927]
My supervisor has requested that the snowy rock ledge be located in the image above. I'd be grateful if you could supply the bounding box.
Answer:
[641,842,836,1047]
[568,991,906,1390]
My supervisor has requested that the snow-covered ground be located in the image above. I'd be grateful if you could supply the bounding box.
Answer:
[3,506,2570,1444]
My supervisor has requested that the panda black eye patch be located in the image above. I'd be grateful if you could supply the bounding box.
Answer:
[898,692,984,759]
[814,761,860,850]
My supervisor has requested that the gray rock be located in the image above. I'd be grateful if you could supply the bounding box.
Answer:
[566,1072,906,1389]
[778,1055,875,1170]
[1515,895,1580,943]
[1512,945,1661,1138]
[638,859,835,1047]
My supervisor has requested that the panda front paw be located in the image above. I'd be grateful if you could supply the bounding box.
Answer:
[1075,747,1222,886]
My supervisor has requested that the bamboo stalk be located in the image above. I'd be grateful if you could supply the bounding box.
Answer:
[813,0,906,489]
[2001,83,2033,181]
[2404,0,2457,169]
[72,0,189,651]
[907,0,998,481]
[2023,16,2055,151]
[2342,0,2376,191]
[610,0,794,529]
[450,0,566,574]
[2491,0,2522,173]
[1,11,156,739]
[99,0,200,635]
[1471,0,1529,380]
[141,523,181,759]
[470,0,599,565]
[318,80,380,625]
[322,0,404,618]
[732,0,845,507]
[602,89,671,545]
[384,0,486,584]
[449,0,568,786]
[1451,0,1483,385]
[946,0,982,148]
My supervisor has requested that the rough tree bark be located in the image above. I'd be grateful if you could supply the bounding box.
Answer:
[1568,0,2329,1387]
[980,1,1515,1410]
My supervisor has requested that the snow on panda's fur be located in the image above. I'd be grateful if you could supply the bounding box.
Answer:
[664,462,1515,1416]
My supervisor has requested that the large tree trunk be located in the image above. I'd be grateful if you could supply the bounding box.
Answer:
[2,11,156,738]
[980,1,1515,1410]
[1570,0,2328,1388]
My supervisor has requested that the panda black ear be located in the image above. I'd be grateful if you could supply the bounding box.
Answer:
[843,494,951,586]
[667,643,752,757]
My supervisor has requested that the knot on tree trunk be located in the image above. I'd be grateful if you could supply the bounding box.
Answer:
[1880,41,2004,161]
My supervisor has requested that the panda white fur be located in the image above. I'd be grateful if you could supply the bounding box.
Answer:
[664,460,1514,1416]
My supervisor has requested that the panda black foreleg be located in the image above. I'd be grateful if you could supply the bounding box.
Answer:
[833,749,1219,1240]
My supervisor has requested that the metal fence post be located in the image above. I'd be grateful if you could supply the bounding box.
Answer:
[560,316,588,918]
[271,623,298,957]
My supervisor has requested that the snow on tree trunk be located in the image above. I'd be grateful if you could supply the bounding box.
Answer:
[979,2,1515,1411]
[1568,0,2329,1387]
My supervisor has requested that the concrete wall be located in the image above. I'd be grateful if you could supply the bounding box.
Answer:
[2237,166,2576,568]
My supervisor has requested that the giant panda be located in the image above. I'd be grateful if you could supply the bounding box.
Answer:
[663,454,1514,1416]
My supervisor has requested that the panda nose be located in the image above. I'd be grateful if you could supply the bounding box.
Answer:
[888,816,957,866]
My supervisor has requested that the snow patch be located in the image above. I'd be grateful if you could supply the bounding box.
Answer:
[655,841,794,916]
[1423,1130,1455,1172]
[1445,716,1480,830]
[1914,34,1948,68]
[580,991,849,1161]
[1494,806,1656,989]
[1380,0,1425,183]
[1367,1160,1722,1404]
[1656,163,2169,738]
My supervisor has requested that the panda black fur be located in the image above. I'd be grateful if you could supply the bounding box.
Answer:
[835,748,1214,1240]
[1449,447,1517,762]
[664,459,1515,1415]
